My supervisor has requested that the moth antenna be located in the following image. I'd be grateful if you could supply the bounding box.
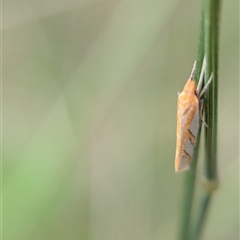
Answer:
[190,61,196,80]
[196,57,206,94]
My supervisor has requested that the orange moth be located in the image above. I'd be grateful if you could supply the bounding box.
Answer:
[174,59,213,172]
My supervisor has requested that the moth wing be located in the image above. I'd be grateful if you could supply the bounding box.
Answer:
[176,102,199,172]
[177,137,192,172]
[189,102,200,138]
[177,153,190,172]
[175,107,191,172]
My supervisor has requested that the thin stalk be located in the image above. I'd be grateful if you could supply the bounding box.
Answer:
[204,0,219,181]
[189,0,220,239]
[176,0,220,239]
[175,4,205,240]
[190,192,212,240]
[176,129,202,240]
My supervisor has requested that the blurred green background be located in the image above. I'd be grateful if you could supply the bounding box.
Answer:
[3,1,239,240]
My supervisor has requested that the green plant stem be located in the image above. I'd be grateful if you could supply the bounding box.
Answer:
[177,1,220,239]
[204,0,219,181]
[175,3,205,240]
[176,129,201,240]
[190,192,212,240]
[189,1,220,239]
[194,3,205,84]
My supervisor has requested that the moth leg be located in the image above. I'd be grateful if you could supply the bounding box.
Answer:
[199,73,214,98]
[196,56,214,97]
[199,99,208,128]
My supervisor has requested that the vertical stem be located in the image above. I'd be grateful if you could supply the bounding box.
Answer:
[190,192,212,240]
[204,0,214,180]
[176,130,201,240]
[176,4,205,240]
[203,0,220,198]
[176,1,220,239]
[194,3,205,83]
[189,0,220,239]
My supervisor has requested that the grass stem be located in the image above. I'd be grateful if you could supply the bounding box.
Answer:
[176,1,220,239]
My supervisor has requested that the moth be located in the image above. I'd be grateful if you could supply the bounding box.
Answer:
[174,59,213,172]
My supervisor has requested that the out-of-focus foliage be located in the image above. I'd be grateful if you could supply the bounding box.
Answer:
[3,1,239,240]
